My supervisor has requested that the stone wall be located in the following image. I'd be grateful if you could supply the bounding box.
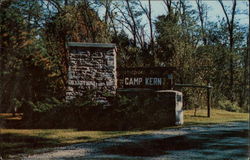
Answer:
[66,42,117,104]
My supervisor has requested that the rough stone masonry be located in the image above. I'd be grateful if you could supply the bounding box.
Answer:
[66,42,117,104]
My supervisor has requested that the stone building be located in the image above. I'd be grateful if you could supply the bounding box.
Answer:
[66,42,117,104]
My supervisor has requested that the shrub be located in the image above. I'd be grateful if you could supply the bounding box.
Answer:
[218,99,242,112]
[20,89,180,130]
[21,89,102,129]
[108,91,177,130]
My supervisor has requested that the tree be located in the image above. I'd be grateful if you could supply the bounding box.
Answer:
[137,0,154,50]
[218,0,237,100]
[44,1,110,93]
[111,0,142,47]
[0,0,52,113]
[195,0,208,45]
[155,1,207,109]
[0,0,111,113]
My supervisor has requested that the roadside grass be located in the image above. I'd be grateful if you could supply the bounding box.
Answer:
[0,127,150,158]
[0,109,248,158]
[184,109,248,126]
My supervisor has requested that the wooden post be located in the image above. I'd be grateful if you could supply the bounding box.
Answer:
[174,83,213,117]
[207,83,211,118]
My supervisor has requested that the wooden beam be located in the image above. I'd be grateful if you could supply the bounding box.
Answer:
[175,83,212,118]
[117,67,176,71]
[66,42,116,48]
[175,83,213,89]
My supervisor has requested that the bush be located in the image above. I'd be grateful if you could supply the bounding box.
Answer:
[218,99,242,112]
[20,90,179,130]
[109,91,177,130]
[21,89,103,129]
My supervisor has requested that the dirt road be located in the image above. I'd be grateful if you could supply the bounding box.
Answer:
[18,121,249,160]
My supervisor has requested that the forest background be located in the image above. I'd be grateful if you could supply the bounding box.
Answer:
[0,0,249,124]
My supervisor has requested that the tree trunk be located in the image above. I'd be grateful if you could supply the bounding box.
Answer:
[125,0,137,46]
[196,0,207,45]
[218,0,237,101]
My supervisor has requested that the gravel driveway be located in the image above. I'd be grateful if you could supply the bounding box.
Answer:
[17,121,249,160]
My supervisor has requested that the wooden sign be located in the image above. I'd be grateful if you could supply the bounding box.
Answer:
[124,77,165,86]
[117,67,175,89]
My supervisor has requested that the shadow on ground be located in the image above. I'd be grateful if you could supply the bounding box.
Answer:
[0,133,61,158]
[104,129,248,158]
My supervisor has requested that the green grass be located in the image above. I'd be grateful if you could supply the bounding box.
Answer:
[184,109,248,126]
[0,109,248,158]
[0,128,150,158]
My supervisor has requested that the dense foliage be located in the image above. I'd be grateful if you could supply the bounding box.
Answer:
[18,90,178,130]
[0,0,249,118]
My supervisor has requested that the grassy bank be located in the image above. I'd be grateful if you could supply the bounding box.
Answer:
[184,109,248,126]
[0,109,248,158]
